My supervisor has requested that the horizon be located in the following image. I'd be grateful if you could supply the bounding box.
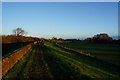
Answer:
[2,2,119,39]
[1,34,119,40]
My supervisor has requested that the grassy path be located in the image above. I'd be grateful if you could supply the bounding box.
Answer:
[25,45,53,79]
[3,42,120,80]
[3,45,53,79]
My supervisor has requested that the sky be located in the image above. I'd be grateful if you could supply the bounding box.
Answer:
[1,0,120,2]
[2,2,119,39]
[0,2,2,35]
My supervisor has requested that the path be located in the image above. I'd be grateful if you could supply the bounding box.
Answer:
[3,42,120,79]
[25,45,53,79]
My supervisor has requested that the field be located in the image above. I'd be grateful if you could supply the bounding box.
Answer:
[2,42,32,57]
[2,2,119,80]
[59,42,120,65]
[3,41,120,79]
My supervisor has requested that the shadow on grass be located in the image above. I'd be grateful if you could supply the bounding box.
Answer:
[42,44,99,80]
[48,42,120,76]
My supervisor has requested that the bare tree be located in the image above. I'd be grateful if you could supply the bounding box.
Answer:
[52,37,57,40]
[12,28,27,36]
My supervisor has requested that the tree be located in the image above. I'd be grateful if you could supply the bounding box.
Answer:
[58,38,64,41]
[12,28,27,36]
[52,37,57,40]
[92,33,113,43]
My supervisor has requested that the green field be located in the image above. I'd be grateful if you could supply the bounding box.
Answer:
[2,42,32,57]
[59,42,120,65]
[3,41,120,79]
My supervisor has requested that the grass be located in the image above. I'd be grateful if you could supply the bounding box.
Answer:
[2,42,32,57]
[3,45,35,79]
[3,41,120,79]
[45,42,120,79]
[58,42,120,65]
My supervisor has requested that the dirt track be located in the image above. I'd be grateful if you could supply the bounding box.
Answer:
[26,45,53,79]
[3,43,120,80]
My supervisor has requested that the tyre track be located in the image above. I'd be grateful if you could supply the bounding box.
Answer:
[27,45,53,79]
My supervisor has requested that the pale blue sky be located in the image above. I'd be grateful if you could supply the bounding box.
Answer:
[2,2,118,39]
[0,2,2,35]
[1,0,120,2]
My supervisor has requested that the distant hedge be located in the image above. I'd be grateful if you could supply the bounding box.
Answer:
[1,35,40,44]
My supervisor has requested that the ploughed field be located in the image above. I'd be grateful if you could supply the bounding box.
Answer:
[3,41,120,79]
[59,42,120,65]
